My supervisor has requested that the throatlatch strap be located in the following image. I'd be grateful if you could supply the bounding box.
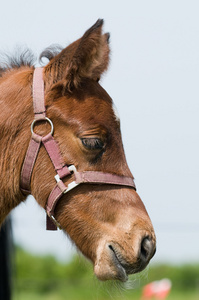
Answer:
[20,134,42,194]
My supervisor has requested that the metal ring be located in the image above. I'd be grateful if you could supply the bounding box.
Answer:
[31,117,54,135]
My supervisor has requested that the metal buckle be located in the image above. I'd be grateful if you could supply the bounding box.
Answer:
[68,165,77,173]
[54,174,61,183]
[54,165,80,194]
[64,181,80,193]
[31,117,54,135]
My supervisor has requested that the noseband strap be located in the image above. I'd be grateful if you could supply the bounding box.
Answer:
[20,68,136,230]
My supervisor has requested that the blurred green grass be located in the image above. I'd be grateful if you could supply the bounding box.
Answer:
[12,247,199,300]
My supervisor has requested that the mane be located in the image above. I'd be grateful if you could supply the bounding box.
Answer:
[0,45,63,77]
[0,48,36,76]
[39,44,63,63]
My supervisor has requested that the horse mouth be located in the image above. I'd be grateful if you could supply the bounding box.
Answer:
[108,245,128,281]
[94,243,136,282]
[94,237,156,282]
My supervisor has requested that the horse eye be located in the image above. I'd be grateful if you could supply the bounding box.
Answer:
[81,138,104,150]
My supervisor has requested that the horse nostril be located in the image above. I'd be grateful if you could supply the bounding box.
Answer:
[140,237,155,262]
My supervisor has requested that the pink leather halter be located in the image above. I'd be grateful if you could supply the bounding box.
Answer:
[20,68,136,230]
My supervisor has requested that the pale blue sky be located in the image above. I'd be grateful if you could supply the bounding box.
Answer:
[2,0,199,264]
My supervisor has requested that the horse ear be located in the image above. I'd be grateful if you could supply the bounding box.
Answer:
[43,19,110,91]
[65,19,110,89]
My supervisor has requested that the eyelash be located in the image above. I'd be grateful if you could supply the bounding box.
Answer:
[81,138,104,150]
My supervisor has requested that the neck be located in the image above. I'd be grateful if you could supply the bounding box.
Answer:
[0,68,33,224]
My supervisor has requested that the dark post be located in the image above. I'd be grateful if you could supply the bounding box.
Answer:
[0,217,12,300]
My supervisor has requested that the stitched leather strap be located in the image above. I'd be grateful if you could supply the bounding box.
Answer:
[42,133,71,179]
[75,171,135,187]
[20,134,42,194]
[33,68,46,119]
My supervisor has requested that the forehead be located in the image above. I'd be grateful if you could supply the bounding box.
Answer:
[53,80,120,132]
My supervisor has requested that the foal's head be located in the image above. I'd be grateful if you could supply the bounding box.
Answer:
[18,20,156,281]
